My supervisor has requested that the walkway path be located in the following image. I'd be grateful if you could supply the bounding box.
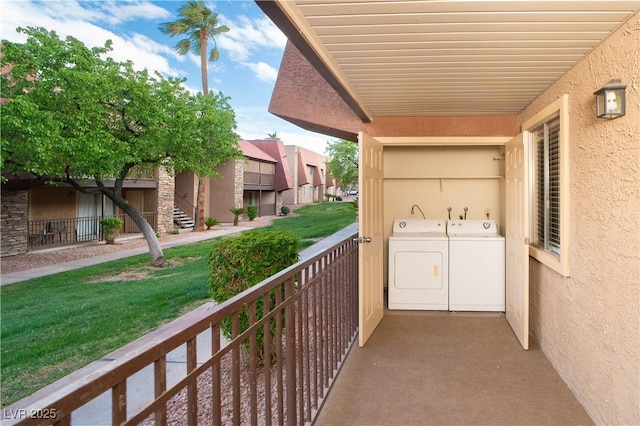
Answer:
[1,219,274,286]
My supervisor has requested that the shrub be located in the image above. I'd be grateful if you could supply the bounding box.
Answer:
[229,207,245,226]
[208,231,299,363]
[247,205,258,221]
[99,217,123,244]
[204,217,220,229]
[280,205,290,216]
[335,196,343,201]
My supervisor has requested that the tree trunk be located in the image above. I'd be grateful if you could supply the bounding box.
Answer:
[116,199,166,267]
[197,36,208,232]
[194,176,206,232]
[200,34,208,96]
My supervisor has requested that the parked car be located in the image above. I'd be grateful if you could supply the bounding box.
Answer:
[348,189,358,195]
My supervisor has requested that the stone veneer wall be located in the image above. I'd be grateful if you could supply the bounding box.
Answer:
[517,12,639,425]
[1,190,29,256]
[156,166,175,233]
[233,160,244,222]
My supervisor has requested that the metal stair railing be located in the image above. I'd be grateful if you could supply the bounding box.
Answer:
[174,192,196,228]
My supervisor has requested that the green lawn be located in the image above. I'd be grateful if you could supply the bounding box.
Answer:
[1,202,356,406]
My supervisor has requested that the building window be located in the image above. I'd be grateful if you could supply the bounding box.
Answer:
[530,115,560,255]
[523,94,570,277]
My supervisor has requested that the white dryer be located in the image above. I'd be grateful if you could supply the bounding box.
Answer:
[447,220,505,312]
[388,219,448,310]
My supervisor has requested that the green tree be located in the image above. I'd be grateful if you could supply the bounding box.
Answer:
[1,27,241,266]
[325,139,358,193]
[159,0,230,232]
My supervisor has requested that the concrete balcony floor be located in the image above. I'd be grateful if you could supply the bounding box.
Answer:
[315,311,593,425]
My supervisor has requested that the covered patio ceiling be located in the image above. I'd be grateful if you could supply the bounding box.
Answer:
[257,0,639,121]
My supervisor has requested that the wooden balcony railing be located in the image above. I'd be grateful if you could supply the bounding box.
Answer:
[27,213,157,251]
[2,226,359,425]
[244,172,275,188]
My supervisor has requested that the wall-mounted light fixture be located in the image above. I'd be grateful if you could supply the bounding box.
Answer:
[594,78,626,119]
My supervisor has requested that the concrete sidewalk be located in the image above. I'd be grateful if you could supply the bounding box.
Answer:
[0,226,252,286]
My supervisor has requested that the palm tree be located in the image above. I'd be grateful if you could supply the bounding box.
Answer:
[159,0,230,231]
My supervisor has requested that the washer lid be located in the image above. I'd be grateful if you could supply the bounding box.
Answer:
[447,220,499,236]
[392,219,445,233]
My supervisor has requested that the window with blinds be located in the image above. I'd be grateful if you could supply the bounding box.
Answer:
[530,115,561,256]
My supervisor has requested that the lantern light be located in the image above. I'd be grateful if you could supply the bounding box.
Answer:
[594,79,626,119]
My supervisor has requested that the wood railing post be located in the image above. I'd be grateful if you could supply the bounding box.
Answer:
[112,381,126,425]
[285,276,297,425]
[154,356,167,426]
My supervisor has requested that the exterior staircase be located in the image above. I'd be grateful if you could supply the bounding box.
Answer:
[173,206,194,229]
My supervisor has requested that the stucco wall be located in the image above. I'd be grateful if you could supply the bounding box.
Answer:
[270,42,363,141]
[363,115,517,138]
[517,12,639,425]
[30,187,76,219]
[175,170,197,209]
[208,160,241,223]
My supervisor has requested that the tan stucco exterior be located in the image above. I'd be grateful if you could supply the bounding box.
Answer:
[282,145,332,205]
[207,160,242,223]
[517,12,639,425]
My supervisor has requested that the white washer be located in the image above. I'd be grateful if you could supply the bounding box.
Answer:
[388,219,448,310]
[447,220,505,312]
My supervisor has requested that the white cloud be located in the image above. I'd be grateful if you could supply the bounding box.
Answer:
[97,0,172,25]
[0,1,171,35]
[234,106,332,156]
[277,130,333,157]
[181,82,202,96]
[217,14,286,62]
[216,35,250,62]
[0,1,180,78]
[243,61,278,83]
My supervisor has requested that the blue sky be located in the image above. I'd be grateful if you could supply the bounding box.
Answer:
[0,0,333,154]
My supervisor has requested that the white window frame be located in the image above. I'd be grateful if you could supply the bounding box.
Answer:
[522,94,570,277]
